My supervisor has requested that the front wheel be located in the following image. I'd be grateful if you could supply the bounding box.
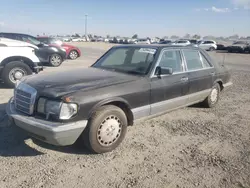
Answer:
[49,54,63,67]
[202,83,220,108]
[82,105,128,154]
[2,61,32,88]
[209,47,215,51]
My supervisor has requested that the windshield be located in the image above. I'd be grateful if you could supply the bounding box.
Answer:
[91,47,157,75]
[49,38,62,44]
[20,36,41,45]
[23,36,41,45]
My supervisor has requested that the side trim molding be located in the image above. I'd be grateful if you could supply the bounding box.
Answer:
[132,89,211,121]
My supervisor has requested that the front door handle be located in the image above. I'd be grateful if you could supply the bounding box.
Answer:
[210,72,215,76]
[181,77,188,82]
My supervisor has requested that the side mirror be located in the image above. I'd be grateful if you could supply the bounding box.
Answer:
[37,43,44,47]
[155,66,173,77]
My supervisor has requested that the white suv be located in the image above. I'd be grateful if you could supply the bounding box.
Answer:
[136,38,151,44]
[198,40,217,51]
[0,38,43,87]
[171,40,191,46]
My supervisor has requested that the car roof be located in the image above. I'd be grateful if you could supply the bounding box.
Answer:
[113,44,199,50]
[0,32,35,37]
[37,36,50,38]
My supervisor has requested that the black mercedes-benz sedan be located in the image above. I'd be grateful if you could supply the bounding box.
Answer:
[6,44,232,154]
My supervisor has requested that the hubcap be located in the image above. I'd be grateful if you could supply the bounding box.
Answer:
[210,88,218,103]
[97,115,122,146]
[70,51,78,59]
[51,55,61,65]
[9,68,26,83]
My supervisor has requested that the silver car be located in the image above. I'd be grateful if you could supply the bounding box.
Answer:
[198,40,217,51]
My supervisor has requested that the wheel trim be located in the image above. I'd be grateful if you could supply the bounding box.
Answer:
[51,55,61,65]
[69,51,78,59]
[9,68,26,83]
[210,88,218,103]
[97,115,122,146]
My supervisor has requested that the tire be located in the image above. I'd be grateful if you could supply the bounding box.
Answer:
[202,83,220,108]
[1,61,32,88]
[209,47,215,51]
[49,54,63,67]
[82,105,128,154]
[68,50,79,60]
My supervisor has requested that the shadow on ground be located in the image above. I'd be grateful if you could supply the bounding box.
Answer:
[32,138,94,155]
[0,102,93,156]
[0,103,44,157]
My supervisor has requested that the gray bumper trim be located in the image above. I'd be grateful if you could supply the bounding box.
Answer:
[6,98,88,146]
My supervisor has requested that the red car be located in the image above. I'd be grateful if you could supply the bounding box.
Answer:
[37,36,81,60]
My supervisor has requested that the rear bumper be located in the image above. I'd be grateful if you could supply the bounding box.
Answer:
[6,97,88,146]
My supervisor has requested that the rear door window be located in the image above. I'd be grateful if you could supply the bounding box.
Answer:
[182,50,203,71]
[158,50,183,73]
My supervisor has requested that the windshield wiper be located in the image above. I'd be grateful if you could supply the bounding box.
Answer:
[125,70,144,75]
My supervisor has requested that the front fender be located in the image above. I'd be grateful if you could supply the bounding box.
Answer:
[88,97,132,118]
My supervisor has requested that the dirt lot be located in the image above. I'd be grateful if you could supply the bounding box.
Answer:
[0,43,250,188]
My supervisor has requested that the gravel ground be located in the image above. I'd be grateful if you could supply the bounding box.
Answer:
[0,44,249,188]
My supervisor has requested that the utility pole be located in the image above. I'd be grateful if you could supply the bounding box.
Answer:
[85,14,88,38]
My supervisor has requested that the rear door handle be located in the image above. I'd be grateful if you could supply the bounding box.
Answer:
[181,77,189,82]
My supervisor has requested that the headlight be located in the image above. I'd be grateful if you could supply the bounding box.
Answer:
[37,98,78,120]
[61,48,66,52]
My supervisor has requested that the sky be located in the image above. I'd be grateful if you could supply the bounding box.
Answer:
[0,0,249,38]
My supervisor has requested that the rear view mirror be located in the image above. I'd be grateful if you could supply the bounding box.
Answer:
[155,66,173,77]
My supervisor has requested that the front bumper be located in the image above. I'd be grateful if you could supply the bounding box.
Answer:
[6,98,88,146]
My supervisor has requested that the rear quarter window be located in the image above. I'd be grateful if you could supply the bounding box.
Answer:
[200,53,212,68]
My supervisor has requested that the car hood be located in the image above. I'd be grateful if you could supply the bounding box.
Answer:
[21,67,138,98]
[230,44,247,47]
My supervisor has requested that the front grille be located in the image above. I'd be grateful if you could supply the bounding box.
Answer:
[14,83,37,115]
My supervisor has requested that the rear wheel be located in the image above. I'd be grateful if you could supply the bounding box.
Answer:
[202,83,220,108]
[82,105,128,154]
[69,50,79,60]
[49,54,63,67]
[2,61,32,88]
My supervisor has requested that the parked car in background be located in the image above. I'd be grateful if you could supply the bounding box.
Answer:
[159,40,172,44]
[63,38,72,42]
[37,36,81,60]
[0,38,43,87]
[72,38,86,42]
[197,40,217,51]
[227,41,250,53]
[216,42,229,50]
[171,40,191,46]
[136,38,151,44]
[7,44,232,153]
[189,39,198,44]
[0,32,67,67]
